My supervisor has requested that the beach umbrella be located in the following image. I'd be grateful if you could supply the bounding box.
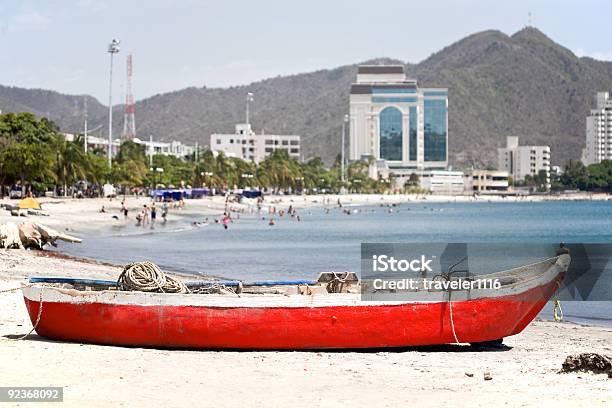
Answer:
[19,197,41,210]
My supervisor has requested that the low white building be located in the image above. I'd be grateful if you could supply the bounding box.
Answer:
[63,133,194,159]
[470,170,509,193]
[498,136,550,187]
[210,124,301,163]
[582,92,612,165]
[63,133,120,155]
[419,170,465,195]
[135,138,194,158]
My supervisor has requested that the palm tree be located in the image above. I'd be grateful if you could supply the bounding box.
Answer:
[257,150,300,192]
[53,135,90,196]
[214,152,234,190]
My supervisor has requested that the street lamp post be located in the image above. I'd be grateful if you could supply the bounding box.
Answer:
[83,96,88,153]
[107,39,120,169]
[241,173,254,188]
[155,167,164,187]
[200,171,213,187]
[341,114,349,185]
[295,176,304,194]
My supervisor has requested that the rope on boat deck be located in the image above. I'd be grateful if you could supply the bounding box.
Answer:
[117,261,188,294]
[191,283,238,296]
[326,271,351,293]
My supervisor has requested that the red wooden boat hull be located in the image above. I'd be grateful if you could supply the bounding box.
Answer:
[22,269,565,349]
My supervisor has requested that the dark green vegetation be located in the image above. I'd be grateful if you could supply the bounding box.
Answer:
[2,113,610,195]
[555,160,612,192]
[0,113,389,195]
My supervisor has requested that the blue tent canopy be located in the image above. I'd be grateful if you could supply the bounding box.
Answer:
[241,190,263,199]
[150,188,210,200]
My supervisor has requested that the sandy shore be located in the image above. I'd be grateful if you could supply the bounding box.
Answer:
[0,250,610,407]
[3,192,605,252]
[1,191,610,235]
[1,196,611,406]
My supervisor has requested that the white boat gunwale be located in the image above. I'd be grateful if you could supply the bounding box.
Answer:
[21,255,569,309]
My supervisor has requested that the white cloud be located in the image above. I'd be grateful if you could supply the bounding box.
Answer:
[574,48,612,62]
[7,11,52,33]
[75,0,108,13]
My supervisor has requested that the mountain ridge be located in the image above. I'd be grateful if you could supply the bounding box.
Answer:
[2,27,612,169]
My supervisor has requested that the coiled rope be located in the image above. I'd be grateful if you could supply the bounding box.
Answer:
[117,261,189,293]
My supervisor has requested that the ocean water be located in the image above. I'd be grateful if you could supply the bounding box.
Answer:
[56,200,612,326]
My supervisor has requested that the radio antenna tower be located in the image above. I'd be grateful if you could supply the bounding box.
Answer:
[122,54,136,139]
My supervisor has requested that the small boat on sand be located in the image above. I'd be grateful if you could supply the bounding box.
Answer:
[20,254,569,349]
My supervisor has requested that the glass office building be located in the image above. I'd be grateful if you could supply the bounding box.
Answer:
[349,65,448,174]
[423,99,447,162]
[379,106,403,161]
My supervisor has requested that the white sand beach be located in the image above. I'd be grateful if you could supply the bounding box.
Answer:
[0,250,610,407]
[1,196,611,407]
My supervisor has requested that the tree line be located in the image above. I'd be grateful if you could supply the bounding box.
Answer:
[518,161,612,192]
[2,112,610,196]
[0,112,389,196]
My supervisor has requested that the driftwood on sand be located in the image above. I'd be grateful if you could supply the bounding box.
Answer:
[0,222,82,249]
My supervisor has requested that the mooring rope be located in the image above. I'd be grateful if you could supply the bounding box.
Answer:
[431,273,462,344]
[553,281,564,322]
[16,286,44,340]
[448,297,460,344]
[0,284,43,341]
[117,261,189,293]
[0,285,29,294]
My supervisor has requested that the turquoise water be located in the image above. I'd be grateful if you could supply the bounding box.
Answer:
[57,200,612,326]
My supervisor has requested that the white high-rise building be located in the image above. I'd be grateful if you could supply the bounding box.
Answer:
[349,65,448,178]
[582,92,612,165]
[498,136,550,187]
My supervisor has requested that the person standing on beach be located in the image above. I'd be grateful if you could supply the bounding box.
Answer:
[142,205,149,225]
[121,201,128,219]
[150,203,157,223]
[161,202,168,223]
[222,212,229,230]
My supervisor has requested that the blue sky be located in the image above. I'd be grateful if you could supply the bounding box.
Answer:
[1,0,611,102]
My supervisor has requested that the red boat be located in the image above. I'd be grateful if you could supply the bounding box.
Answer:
[21,254,569,349]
